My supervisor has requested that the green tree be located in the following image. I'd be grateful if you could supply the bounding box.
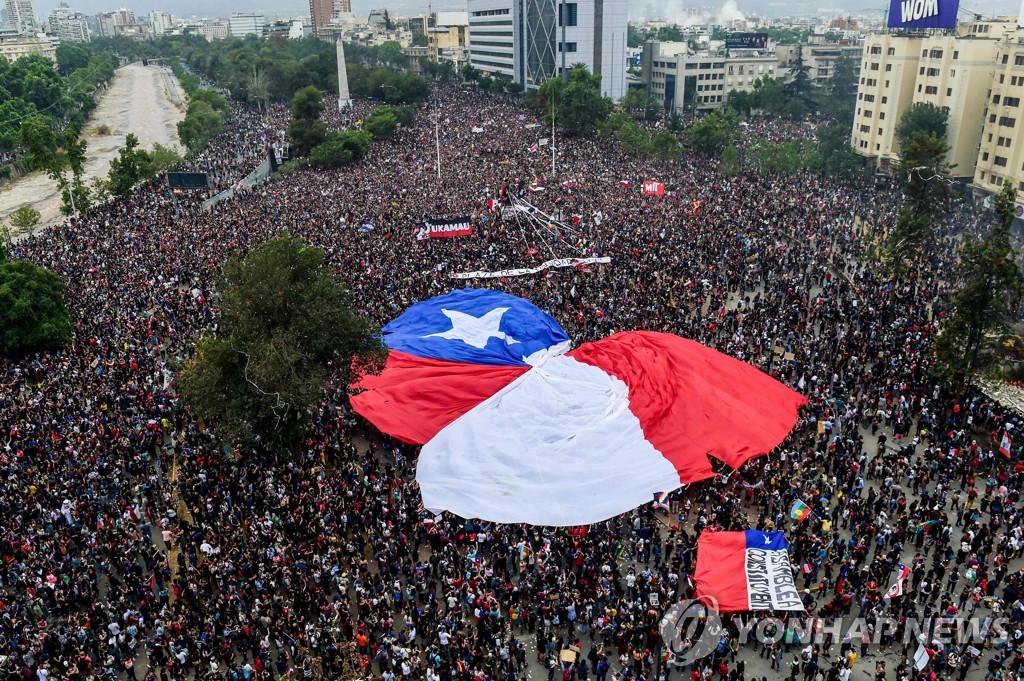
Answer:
[0,257,73,356]
[2,205,41,250]
[378,40,405,67]
[615,118,649,156]
[148,143,183,175]
[895,102,948,151]
[290,85,325,122]
[751,76,788,117]
[286,85,326,155]
[650,130,682,162]
[727,89,759,116]
[8,205,41,237]
[177,235,387,444]
[685,108,740,157]
[886,105,953,267]
[309,130,373,168]
[621,88,660,120]
[107,133,153,196]
[177,100,225,154]
[538,65,612,135]
[720,144,740,176]
[55,43,90,75]
[821,56,858,127]
[934,182,1024,392]
[288,119,327,158]
[248,66,270,112]
[19,116,58,172]
[627,23,650,48]
[363,108,399,140]
[813,123,861,178]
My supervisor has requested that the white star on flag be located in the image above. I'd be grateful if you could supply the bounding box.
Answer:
[424,307,521,349]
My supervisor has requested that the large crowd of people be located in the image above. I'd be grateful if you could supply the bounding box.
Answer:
[2,76,1023,681]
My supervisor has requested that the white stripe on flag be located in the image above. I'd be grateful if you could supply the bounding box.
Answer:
[914,643,929,671]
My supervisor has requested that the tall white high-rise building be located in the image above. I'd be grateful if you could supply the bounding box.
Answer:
[5,0,37,33]
[149,10,172,35]
[47,3,89,42]
[468,0,626,99]
[228,12,265,37]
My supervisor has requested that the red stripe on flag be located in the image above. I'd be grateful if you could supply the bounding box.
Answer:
[569,332,806,483]
[694,531,749,611]
[351,350,528,444]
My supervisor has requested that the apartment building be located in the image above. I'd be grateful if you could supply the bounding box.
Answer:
[853,20,1015,178]
[642,40,780,114]
[975,26,1024,196]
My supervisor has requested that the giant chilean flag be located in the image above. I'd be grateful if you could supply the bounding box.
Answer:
[694,531,803,612]
[351,289,806,526]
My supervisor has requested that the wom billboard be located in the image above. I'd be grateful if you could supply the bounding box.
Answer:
[888,0,958,29]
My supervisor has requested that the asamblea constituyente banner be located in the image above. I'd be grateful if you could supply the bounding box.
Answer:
[888,0,958,29]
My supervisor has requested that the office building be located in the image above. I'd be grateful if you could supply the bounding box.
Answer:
[467,0,627,99]
[112,7,134,26]
[0,32,54,60]
[975,24,1024,196]
[852,20,1015,178]
[4,0,36,33]
[47,3,88,42]
[310,0,332,33]
[428,11,468,63]
[229,13,265,37]
[149,11,172,35]
[194,19,228,40]
[642,40,781,114]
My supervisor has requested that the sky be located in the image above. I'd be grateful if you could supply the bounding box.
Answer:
[27,0,1023,23]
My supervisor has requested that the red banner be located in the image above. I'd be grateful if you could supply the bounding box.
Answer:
[424,217,473,239]
[643,181,665,196]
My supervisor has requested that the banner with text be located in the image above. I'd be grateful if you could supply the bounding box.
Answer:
[887,0,958,29]
[421,217,474,239]
[695,530,802,612]
[450,257,611,280]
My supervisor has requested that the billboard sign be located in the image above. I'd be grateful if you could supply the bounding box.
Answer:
[167,172,209,189]
[725,33,768,49]
[887,0,959,29]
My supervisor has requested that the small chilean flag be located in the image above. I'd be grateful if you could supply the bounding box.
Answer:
[789,499,811,522]
[618,180,633,187]
[884,564,910,599]
[1000,431,1012,458]
[694,531,803,612]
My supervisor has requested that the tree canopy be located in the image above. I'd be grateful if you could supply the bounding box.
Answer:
[0,256,73,356]
[288,86,327,158]
[308,130,373,169]
[934,182,1024,391]
[895,102,948,151]
[0,50,116,153]
[685,108,741,157]
[177,235,387,444]
[536,65,612,135]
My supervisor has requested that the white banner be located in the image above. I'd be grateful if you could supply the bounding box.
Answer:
[450,257,611,280]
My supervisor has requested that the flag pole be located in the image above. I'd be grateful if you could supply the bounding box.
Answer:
[551,89,556,178]
[435,97,442,181]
